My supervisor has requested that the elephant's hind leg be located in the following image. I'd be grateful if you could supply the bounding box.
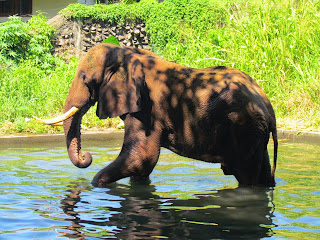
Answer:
[258,150,275,187]
[233,142,272,187]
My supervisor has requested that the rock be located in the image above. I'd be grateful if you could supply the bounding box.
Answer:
[47,14,67,30]
[127,33,133,40]
[134,29,140,35]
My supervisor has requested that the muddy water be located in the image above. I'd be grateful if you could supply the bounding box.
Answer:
[0,137,319,239]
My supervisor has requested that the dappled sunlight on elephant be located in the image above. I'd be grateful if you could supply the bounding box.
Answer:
[36,43,278,188]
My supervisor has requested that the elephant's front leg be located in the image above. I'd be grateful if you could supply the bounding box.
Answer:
[92,118,161,187]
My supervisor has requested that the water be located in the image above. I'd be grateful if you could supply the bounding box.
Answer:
[0,137,319,239]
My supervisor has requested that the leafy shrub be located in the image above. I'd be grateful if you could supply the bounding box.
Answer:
[0,57,78,133]
[0,14,73,133]
[60,1,155,23]
[145,0,227,49]
[0,13,57,69]
[0,16,30,66]
[0,12,124,134]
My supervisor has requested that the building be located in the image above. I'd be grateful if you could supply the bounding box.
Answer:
[0,0,108,22]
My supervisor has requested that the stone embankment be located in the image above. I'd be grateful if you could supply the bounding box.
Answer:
[48,14,151,58]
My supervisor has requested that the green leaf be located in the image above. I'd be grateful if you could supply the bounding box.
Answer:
[103,36,120,46]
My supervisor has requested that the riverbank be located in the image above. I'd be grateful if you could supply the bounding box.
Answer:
[0,128,320,147]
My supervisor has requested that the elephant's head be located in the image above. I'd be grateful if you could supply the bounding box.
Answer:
[35,43,149,168]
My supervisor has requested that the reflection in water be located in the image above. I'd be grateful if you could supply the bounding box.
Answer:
[60,181,275,239]
[0,140,319,239]
[60,183,87,239]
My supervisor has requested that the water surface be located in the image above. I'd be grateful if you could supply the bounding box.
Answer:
[0,137,319,239]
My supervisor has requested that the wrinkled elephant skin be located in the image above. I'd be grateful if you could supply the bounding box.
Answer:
[61,43,278,188]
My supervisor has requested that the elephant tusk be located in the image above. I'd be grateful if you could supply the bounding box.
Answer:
[33,107,79,125]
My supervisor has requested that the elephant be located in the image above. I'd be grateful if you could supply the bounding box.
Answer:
[36,43,278,188]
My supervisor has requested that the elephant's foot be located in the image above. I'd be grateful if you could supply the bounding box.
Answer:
[91,158,156,188]
[91,165,127,187]
[258,174,275,187]
[130,175,151,185]
[91,174,115,188]
[234,171,275,187]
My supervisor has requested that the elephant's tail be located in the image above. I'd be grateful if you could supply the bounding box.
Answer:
[271,128,278,179]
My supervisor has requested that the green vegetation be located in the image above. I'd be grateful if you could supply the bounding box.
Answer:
[0,14,120,133]
[0,14,71,133]
[145,0,320,130]
[0,0,320,134]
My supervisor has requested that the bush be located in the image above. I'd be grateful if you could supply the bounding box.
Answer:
[0,57,77,133]
[0,14,75,133]
[0,13,57,69]
[145,0,227,50]
[0,13,123,134]
[0,16,30,66]
[59,1,155,23]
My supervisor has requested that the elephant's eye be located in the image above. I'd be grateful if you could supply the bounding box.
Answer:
[80,72,86,81]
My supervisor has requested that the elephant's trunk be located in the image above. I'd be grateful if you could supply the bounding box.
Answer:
[63,107,92,168]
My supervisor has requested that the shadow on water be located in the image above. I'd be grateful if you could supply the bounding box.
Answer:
[59,180,275,239]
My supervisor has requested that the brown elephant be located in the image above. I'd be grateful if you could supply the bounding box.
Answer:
[36,43,278,188]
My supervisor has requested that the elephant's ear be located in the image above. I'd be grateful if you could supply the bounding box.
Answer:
[97,58,145,119]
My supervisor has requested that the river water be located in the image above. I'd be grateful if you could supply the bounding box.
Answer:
[0,136,319,239]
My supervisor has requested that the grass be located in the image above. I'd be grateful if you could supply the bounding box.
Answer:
[0,0,319,134]
[0,57,122,134]
[154,0,320,130]
[0,14,122,134]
